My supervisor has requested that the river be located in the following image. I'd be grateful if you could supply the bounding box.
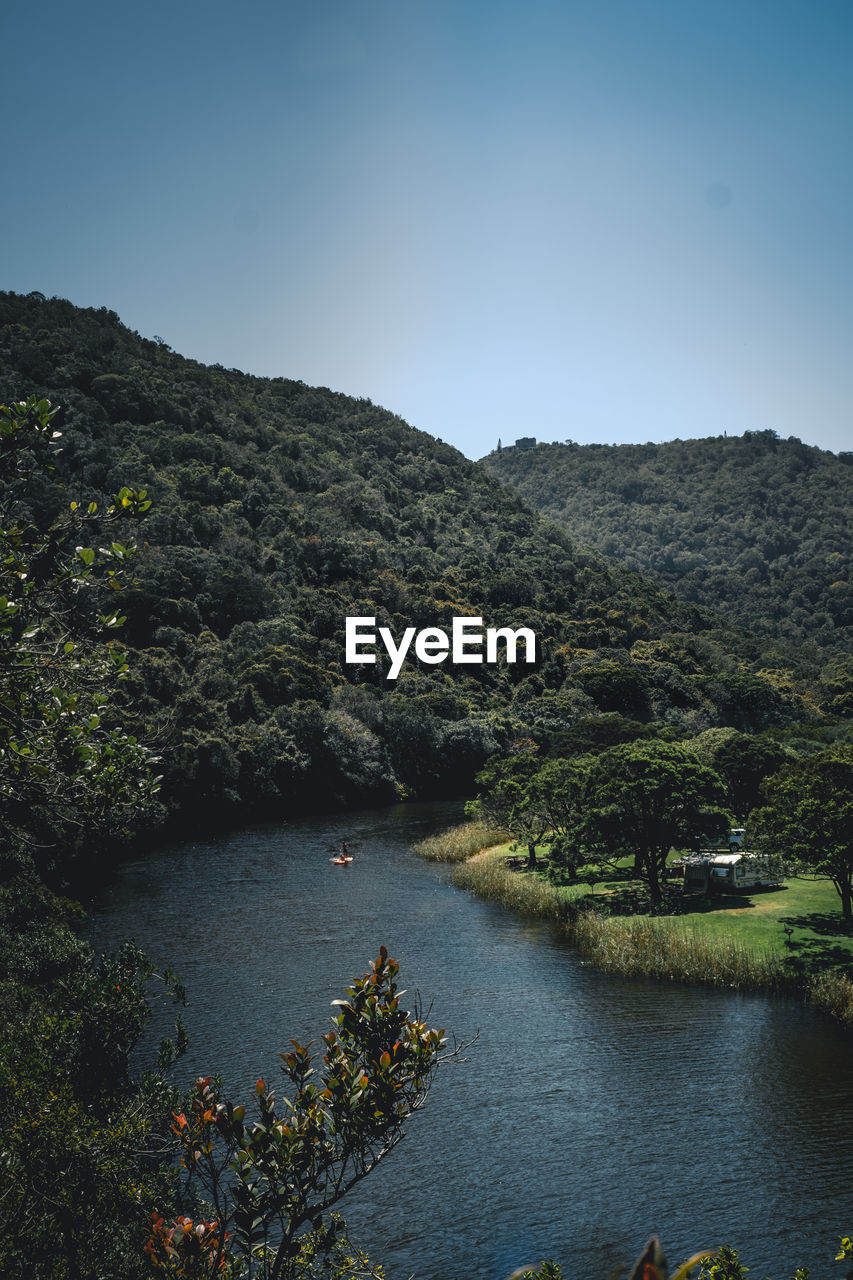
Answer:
[87,802,853,1280]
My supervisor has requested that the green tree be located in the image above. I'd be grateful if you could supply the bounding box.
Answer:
[467,751,592,876]
[0,396,183,1277]
[709,732,788,820]
[0,926,186,1279]
[466,750,549,866]
[704,672,788,734]
[819,656,853,716]
[528,756,590,881]
[749,746,853,924]
[575,659,650,718]
[579,741,729,907]
[0,396,160,882]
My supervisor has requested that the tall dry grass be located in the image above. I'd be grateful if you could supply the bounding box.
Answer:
[808,968,853,1028]
[451,856,574,921]
[413,820,510,863]
[569,910,788,992]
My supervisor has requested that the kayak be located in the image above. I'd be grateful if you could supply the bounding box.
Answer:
[330,855,353,865]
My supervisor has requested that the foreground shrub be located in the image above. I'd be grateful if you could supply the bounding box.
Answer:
[518,1235,852,1280]
[148,948,451,1279]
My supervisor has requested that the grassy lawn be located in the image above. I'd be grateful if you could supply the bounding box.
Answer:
[671,875,853,969]
[480,844,853,975]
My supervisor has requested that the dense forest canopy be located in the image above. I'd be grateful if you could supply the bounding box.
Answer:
[484,436,853,653]
[0,290,847,843]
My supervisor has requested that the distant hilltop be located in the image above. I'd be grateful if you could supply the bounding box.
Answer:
[496,436,537,451]
[484,431,853,653]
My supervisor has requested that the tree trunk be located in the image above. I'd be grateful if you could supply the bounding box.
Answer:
[646,852,663,908]
[527,840,537,869]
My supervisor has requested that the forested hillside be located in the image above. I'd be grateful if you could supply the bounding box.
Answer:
[1,291,845,841]
[484,436,853,652]
[2,291,853,1280]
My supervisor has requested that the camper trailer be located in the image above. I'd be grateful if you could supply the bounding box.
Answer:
[678,851,780,893]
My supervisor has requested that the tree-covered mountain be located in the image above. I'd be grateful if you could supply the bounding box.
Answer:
[483,435,853,652]
[0,291,845,841]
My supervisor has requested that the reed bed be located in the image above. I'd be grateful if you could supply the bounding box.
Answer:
[413,820,511,863]
[450,855,574,920]
[808,968,853,1028]
[569,910,788,993]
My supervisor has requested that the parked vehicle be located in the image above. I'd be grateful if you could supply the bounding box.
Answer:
[675,850,781,893]
[695,826,745,853]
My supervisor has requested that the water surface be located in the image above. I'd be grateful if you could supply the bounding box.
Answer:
[88,804,853,1280]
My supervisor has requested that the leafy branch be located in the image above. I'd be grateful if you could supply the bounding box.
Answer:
[148,947,461,1280]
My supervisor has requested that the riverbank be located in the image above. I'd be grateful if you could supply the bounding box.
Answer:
[86,802,853,1277]
[414,822,853,1028]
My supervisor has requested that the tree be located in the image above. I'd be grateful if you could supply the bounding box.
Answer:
[466,750,549,866]
[578,741,729,907]
[575,659,650,718]
[527,756,590,881]
[709,732,787,820]
[703,672,787,734]
[0,929,186,1279]
[0,396,183,1277]
[0,396,160,882]
[147,947,449,1279]
[749,746,853,924]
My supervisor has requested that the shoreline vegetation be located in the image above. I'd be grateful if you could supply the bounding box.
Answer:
[414,822,853,1029]
[411,819,513,863]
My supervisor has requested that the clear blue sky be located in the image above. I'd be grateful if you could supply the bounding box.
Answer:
[4,1,852,458]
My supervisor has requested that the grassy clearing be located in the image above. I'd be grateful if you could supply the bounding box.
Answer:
[673,874,853,969]
[431,834,853,1026]
[412,820,511,863]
